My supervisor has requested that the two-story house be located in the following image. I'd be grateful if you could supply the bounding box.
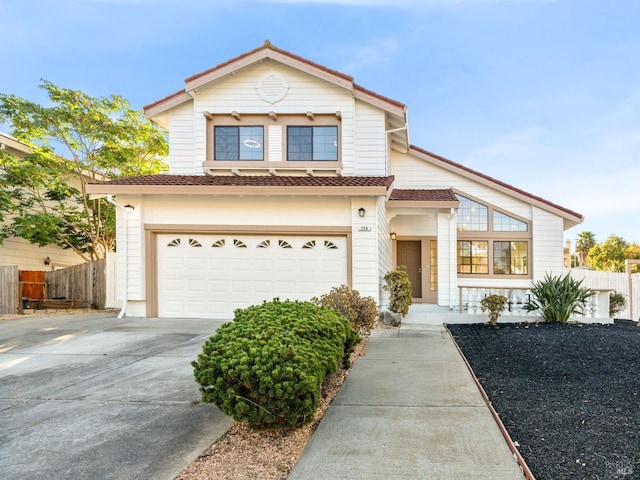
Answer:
[87,41,583,319]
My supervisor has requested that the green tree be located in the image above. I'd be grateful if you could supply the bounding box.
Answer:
[575,231,597,267]
[0,81,168,260]
[587,235,640,273]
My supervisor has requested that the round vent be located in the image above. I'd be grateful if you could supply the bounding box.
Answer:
[257,70,288,104]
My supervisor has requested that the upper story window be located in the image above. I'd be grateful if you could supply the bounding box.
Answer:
[214,126,264,161]
[287,126,338,161]
[205,113,342,170]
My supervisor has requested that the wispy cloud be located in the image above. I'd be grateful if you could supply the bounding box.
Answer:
[336,37,402,74]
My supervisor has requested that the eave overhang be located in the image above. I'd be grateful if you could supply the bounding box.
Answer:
[408,145,584,230]
[141,42,409,149]
[87,184,390,197]
[86,174,394,198]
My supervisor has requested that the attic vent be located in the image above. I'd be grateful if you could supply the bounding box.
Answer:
[257,70,288,104]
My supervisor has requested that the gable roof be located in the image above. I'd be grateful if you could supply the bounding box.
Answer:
[408,145,583,229]
[142,40,407,126]
[86,174,394,196]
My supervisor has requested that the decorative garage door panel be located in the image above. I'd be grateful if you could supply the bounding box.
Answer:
[157,235,347,318]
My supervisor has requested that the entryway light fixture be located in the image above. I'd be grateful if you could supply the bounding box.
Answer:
[358,207,366,217]
[390,232,397,240]
[44,257,51,266]
[124,204,135,214]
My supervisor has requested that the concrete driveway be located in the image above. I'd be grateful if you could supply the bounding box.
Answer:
[0,312,233,480]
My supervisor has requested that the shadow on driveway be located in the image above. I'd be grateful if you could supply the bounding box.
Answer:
[0,312,233,480]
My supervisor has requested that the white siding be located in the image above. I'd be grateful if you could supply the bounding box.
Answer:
[114,196,144,302]
[377,195,392,305]
[354,100,386,175]
[268,125,283,162]
[437,211,457,307]
[350,197,379,300]
[192,63,358,173]
[532,206,565,279]
[391,152,532,220]
[167,101,195,174]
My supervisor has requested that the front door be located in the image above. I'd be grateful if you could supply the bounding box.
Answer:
[397,240,422,298]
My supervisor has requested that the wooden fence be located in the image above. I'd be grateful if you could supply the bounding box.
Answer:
[0,265,19,315]
[45,259,107,310]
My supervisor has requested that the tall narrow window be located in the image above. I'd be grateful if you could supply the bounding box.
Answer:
[287,126,338,161]
[215,126,264,160]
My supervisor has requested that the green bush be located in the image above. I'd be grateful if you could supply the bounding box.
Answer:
[311,285,378,334]
[480,294,508,325]
[192,299,360,430]
[609,291,626,317]
[524,273,594,322]
[384,265,412,316]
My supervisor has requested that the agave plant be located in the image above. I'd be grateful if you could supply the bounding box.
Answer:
[524,273,594,322]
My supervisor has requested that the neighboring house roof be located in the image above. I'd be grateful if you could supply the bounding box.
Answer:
[0,132,32,157]
[86,174,394,196]
[408,145,583,229]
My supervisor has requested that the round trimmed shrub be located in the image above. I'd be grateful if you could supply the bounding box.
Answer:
[192,299,360,429]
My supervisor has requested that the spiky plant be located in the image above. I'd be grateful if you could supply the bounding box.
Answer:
[524,273,594,322]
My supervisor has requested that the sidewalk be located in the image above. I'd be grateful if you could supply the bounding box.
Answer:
[288,323,525,480]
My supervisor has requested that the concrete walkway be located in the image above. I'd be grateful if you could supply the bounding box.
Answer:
[288,323,525,480]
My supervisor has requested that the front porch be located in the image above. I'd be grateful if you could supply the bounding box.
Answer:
[402,287,613,325]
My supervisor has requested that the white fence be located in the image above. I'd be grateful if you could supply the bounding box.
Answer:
[563,268,640,321]
[457,269,640,321]
[105,252,119,309]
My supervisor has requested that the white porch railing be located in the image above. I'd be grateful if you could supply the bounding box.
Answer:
[458,286,612,319]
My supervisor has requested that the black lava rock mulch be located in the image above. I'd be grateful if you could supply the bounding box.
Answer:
[448,320,640,480]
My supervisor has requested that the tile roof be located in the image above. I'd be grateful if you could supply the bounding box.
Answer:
[389,188,458,202]
[92,174,395,188]
[185,40,354,85]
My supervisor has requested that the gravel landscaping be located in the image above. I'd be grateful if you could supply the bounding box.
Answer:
[448,320,640,480]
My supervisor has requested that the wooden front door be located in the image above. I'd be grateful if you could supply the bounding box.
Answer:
[397,240,422,298]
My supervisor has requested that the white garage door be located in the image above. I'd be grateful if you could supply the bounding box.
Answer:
[157,234,348,319]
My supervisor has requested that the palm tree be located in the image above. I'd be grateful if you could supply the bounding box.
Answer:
[575,231,596,267]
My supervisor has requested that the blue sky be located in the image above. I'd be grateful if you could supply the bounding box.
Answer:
[2,0,639,246]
